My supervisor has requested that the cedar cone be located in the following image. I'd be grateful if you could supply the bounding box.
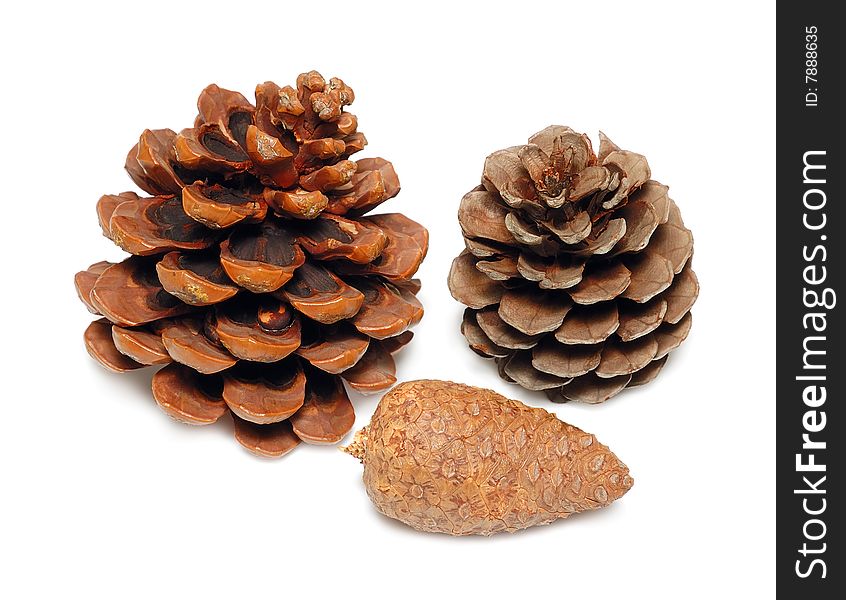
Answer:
[448,126,698,403]
[75,71,428,457]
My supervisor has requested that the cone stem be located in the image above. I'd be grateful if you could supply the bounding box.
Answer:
[340,427,368,462]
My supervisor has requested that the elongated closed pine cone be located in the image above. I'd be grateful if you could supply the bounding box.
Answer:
[345,380,633,535]
[448,126,698,403]
[76,71,427,457]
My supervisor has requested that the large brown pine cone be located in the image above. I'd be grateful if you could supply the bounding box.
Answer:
[448,126,698,403]
[75,71,427,457]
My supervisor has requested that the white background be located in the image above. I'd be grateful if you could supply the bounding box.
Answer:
[1,1,775,598]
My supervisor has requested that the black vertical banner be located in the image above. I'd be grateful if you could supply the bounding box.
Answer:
[777,3,843,597]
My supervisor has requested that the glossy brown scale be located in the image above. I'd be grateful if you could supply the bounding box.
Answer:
[233,418,301,458]
[109,195,219,256]
[295,138,346,173]
[177,251,229,282]
[96,193,137,239]
[174,125,251,174]
[222,360,306,425]
[181,182,267,229]
[301,214,351,243]
[290,368,355,445]
[152,364,228,425]
[263,188,328,219]
[132,262,184,309]
[125,128,185,195]
[202,186,252,205]
[395,277,423,295]
[299,160,357,192]
[281,262,364,324]
[230,223,297,265]
[245,125,297,189]
[89,258,190,327]
[380,330,414,354]
[340,341,396,393]
[295,320,369,374]
[296,214,387,264]
[111,325,171,366]
[349,278,422,339]
[195,83,255,145]
[202,130,249,162]
[170,161,198,187]
[286,262,339,296]
[228,112,252,148]
[219,220,305,292]
[345,213,428,281]
[74,261,114,314]
[326,157,400,217]
[152,198,208,241]
[160,318,237,374]
[340,132,367,159]
[84,319,145,373]
[213,295,301,362]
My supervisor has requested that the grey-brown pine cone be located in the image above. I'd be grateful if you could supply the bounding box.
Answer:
[448,126,698,403]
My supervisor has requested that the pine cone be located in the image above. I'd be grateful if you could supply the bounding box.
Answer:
[448,126,698,403]
[75,71,428,457]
